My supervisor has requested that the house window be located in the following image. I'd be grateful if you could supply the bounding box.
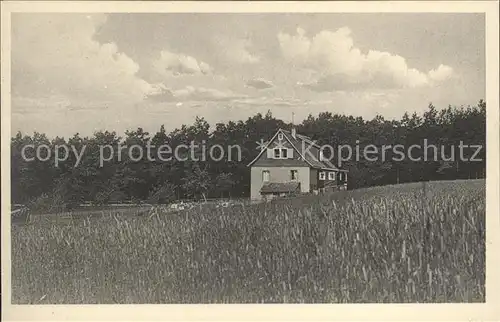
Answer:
[290,170,298,181]
[262,170,270,182]
[328,172,336,180]
[278,133,284,141]
[319,171,326,180]
[339,172,343,181]
[272,148,291,159]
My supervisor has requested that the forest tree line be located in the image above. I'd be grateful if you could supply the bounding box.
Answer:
[11,100,486,209]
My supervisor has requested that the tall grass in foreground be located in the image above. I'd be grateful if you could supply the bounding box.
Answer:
[11,180,485,303]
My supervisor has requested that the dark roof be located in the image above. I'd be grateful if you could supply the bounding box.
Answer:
[260,182,300,194]
[280,130,341,171]
[247,128,348,171]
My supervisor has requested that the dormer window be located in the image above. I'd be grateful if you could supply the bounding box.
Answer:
[269,147,292,159]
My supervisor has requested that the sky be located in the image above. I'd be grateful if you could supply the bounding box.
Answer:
[11,13,485,138]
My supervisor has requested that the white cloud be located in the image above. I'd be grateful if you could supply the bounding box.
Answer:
[278,27,454,91]
[145,84,176,102]
[153,50,212,76]
[147,84,247,102]
[246,78,274,89]
[278,27,311,64]
[217,38,260,64]
[12,95,72,114]
[429,64,454,82]
[12,14,154,110]
[231,39,260,64]
[11,14,476,139]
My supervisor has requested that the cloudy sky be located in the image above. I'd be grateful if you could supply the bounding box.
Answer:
[11,13,485,137]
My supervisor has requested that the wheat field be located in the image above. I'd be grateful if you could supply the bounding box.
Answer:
[11,180,485,303]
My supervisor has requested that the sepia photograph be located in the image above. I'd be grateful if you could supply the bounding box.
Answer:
[1,1,499,321]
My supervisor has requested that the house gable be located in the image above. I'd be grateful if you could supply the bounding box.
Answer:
[249,129,310,167]
[247,128,348,172]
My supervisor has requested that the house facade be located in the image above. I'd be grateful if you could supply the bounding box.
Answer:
[247,128,348,201]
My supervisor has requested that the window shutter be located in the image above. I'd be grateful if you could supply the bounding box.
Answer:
[287,148,293,159]
[266,148,273,159]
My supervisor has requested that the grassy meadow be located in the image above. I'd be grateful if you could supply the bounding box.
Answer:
[11,179,485,303]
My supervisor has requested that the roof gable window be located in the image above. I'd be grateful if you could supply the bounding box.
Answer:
[267,147,293,159]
